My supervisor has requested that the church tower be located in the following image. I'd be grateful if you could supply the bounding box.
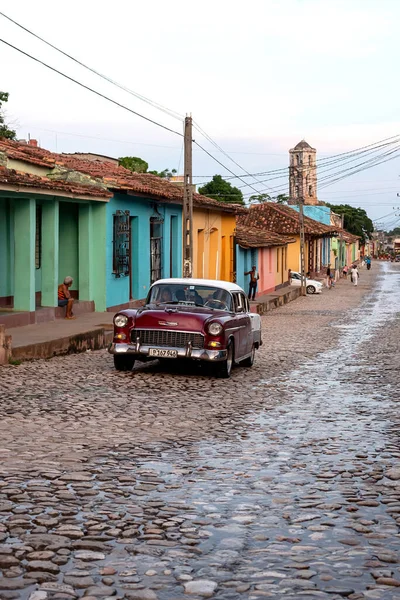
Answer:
[289,140,318,206]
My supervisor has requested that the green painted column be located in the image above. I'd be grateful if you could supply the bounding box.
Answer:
[13,198,36,312]
[41,200,59,307]
[91,203,107,312]
[79,204,92,301]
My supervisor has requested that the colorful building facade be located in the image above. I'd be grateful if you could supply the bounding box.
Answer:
[235,224,295,296]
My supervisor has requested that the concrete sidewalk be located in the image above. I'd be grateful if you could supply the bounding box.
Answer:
[9,312,114,361]
[7,286,301,361]
[251,285,301,314]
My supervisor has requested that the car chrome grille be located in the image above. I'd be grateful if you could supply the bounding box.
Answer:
[131,329,204,349]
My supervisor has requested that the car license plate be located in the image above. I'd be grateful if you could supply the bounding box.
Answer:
[149,348,178,358]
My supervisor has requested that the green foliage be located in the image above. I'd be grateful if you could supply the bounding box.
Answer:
[249,193,289,204]
[118,156,149,173]
[386,226,400,237]
[148,168,177,178]
[325,203,374,244]
[118,157,178,179]
[0,92,16,140]
[198,175,244,205]
[8,358,22,366]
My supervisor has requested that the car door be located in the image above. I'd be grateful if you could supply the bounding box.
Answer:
[231,292,251,359]
[291,273,301,287]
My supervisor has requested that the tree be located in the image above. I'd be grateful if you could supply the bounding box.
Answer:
[118,157,178,179]
[386,226,400,237]
[0,92,16,140]
[248,192,288,204]
[118,156,149,173]
[198,175,244,205]
[325,203,374,244]
[148,168,177,178]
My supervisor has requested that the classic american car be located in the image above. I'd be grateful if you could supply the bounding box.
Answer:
[109,278,262,378]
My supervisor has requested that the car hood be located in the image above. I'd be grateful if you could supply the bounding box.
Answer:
[307,279,322,286]
[134,305,225,332]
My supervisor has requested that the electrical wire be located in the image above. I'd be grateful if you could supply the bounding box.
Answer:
[192,139,267,196]
[0,10,184,122]
[0,38,184,138]
[193,135,400,181]
[192,120,274,192]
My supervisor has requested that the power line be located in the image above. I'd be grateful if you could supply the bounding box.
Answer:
[192,120,274,192]
[193,135,400,181]
[192,139,266,195]
[0,10,184,122]
[0,38,184,138]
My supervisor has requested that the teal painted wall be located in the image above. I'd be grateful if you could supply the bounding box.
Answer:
[106,194,182,308]
[236,245,258,292]
[0,197,13,300]
[58,203,79,291]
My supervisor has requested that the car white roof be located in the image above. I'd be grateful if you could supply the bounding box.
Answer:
[152,278,245,293]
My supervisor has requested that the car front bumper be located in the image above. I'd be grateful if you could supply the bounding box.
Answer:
[109,343,228,362]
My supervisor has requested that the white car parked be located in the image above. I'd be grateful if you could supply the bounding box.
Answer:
[290,271,323,294]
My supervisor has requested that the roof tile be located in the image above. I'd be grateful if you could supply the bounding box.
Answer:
[0,165,111,198]
[239,203,337,236]
[0,138,245,213]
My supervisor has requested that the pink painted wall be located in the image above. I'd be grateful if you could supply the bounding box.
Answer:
[257,247,276,295]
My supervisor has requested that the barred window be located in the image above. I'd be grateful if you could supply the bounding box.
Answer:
[35,205,41,269]
[112,210,130,277]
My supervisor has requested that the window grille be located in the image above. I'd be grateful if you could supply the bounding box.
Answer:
[150,216,163,284]
[35,205,42,269]
[113,210,130,277]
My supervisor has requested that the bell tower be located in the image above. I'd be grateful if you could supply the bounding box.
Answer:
[289,140,318,205]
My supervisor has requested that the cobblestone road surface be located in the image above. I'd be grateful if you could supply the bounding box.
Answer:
[0,263,399,600]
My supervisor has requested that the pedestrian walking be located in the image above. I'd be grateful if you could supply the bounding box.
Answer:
[343,265,349,279]
[326,264,331,288]
[245,265,259,301]
[350,264,359,286]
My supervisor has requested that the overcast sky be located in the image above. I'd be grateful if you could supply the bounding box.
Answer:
[1,0,399,225]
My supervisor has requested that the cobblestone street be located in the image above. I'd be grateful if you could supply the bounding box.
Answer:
[0,263,399,600]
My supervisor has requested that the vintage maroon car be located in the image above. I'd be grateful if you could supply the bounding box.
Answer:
[109,278,262,377]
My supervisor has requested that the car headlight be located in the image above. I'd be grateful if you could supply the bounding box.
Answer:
[208,322,223,336]
[114,314,128,328]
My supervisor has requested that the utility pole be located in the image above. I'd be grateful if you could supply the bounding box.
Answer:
[297,163,306,296]
[183,115,193,278]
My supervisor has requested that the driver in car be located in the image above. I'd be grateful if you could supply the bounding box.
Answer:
[206,289,229,310]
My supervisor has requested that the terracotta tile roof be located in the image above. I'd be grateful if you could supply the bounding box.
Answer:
[236,224,295,248]
[240,203,337,236]
[0,166,112,199]
[335,227,361,243]
[0,138,244,213]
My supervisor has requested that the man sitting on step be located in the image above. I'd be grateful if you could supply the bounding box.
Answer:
[58,276,75,319]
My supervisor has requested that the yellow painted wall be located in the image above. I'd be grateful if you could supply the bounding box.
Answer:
[285,236,311,276]
[192,209,235,281]
[274,245,289,287]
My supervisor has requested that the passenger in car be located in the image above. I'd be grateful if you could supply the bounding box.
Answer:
[160,288,173,303]
[175,289,186,302]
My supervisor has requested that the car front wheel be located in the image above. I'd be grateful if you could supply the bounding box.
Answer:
[114,355,135,371]
[306,285,316,294]
[217,341,234,378]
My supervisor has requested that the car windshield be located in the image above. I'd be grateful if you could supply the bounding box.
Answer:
[147,284,232,311]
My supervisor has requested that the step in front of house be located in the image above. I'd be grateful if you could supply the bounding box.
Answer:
[55,300,95,319]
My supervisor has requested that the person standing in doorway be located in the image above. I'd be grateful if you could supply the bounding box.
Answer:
[350,264,359,286]
[326,264,331,288]
[58,276,75,319]
[245,265,259,301]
